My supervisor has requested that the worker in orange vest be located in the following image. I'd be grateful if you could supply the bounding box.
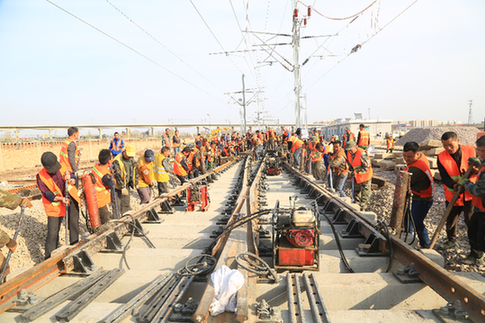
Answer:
[437,131,477,251]
[329,140,349,197]
[174,147,191,184]
[266,128,276,151]
[458,135,485,265]
[37,152,77,259]
[386,135,395,153]
[59,127,80,176]
[137,149,155,204]
[403,142,434,248]
[357,124,370,151]
[91,149,115,223]
[172,130,181,157]
[205,141,219,171]
[288,128,304,167]
[346,140,373,210]
[343,128,355,146]
[311,142,325,181]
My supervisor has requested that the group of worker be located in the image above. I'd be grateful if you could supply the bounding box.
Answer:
[399,131,485,266]
[274,124,373,211]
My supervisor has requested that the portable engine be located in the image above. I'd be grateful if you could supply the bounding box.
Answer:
[272,197,320,271]
[266,153,282,176]
[186,183,210,212]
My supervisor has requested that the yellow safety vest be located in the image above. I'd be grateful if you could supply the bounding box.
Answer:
[153,153,170,182]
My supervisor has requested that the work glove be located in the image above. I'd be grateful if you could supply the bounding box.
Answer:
[354,166,366,175]
[456,176,468,186]
[468,157,482,168]
[121,188,129,196]
[6,238,17,253]
[19,197,33,208]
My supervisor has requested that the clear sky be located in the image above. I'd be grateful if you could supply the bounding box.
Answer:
[0,0,484,129]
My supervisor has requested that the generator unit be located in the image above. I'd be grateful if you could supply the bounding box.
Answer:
[186,183,210,212]
[266,153,282,176]
[272,197,320,271]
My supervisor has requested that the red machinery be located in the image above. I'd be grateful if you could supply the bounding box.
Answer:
[82,174,101,230]
[186,184,210,212]
[272,198,320,270]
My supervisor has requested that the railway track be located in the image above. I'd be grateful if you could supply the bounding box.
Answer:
[1,153,485,322]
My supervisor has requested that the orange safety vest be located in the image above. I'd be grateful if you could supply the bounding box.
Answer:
[137,157,154,187]
[37,168,66,217]
[207,148,218,162]
[358,130,370,146]
[59,138,79,175]
[266,130,276,140]
[330,148,349,175]
[289,136,303,153]
[187,151,194,170]
[163,134,172,147]
[387,139,395,149]
[311,148,323,162]
[173,152,187,176]
[438,145,477,206]
[173,136,180,148]
[92,163,111,208]
[347,148,373,184]
[343,132,355,143]
[405,153,434,198]
[110,138,122,151]
[472,166,485,211]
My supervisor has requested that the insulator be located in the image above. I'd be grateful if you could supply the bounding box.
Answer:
[293,8,298,19]
[304,18,307,26]
[308,6,311,17]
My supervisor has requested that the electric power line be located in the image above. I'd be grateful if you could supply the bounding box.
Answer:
[104,0,228,95]
[46,0,227,106]
[189,0,248,80]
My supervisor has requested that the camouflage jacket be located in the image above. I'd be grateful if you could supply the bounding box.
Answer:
[463,158,485,212]
[0,189,21,210]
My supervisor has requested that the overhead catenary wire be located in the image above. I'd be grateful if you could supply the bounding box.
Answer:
[189,0,249,82]
[297,0,378,21]
[104,0,229,97]
[303,0,420,91]
[45,0,228,106]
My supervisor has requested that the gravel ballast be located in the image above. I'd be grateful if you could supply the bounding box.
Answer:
[396,126,480,146]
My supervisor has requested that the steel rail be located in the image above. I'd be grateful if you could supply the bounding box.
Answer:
[0,157,239,314]
[284,163,485,323]
[193,156,266,323]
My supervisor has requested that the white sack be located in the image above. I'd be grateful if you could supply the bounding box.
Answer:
[209,265,245,316]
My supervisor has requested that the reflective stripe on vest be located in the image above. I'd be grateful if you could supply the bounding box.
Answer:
[111,139,122,151]
[347,148,373,183]
[153,154,170,182]
[405,153,434,198]
[37,168,66,217]
[438,145,477,206]
[291,138,303,153]
[387,139,394,149]
[59,138,79,175]
[358,130,369,146]
[92,163,111,208]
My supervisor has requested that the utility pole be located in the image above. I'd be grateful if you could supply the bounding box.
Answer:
[225,75,263,134]
[242,74,247,134]
[468,100,473,125]
[293,0,302,129]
